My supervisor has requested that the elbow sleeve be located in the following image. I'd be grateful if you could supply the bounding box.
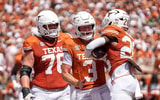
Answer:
[20,65,32,78]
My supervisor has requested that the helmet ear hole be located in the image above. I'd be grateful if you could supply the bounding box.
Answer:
[108,22,112,25]
[119,18,123,20]
[56,23,59,27]
[43,25,48,30]
[92,24,94,29]
[78,27,80,31]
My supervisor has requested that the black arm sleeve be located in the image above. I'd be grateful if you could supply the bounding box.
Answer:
[20,65,32,78]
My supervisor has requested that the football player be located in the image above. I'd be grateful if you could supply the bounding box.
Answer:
[20,10,71,100]
[85,9,143,100]
[62,11,110,100]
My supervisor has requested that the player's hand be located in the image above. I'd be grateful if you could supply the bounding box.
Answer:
[24,93,35,100]
[12,81,21,90]
[22,87,35,100]
[77,79,86,89]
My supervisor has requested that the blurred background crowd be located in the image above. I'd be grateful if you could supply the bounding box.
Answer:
[0,0,159,100]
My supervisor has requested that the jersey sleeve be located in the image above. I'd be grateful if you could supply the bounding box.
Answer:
[62,52,72,66]
[62,38,74,56]
[23,36,36,53]
[101,25,120,39]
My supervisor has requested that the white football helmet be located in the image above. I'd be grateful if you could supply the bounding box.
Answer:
[71,11,96,40]
[36,10,60,38]
[102,9,130,31]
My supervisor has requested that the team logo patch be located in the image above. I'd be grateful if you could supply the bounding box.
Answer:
[40,42,45,46]
[74,45,80,51]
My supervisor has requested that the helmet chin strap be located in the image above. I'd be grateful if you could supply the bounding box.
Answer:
[80,33,94,44]
[42,31,58,40]
[79,30,94,39]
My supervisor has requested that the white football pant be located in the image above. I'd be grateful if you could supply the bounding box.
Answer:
[31,85,70,100]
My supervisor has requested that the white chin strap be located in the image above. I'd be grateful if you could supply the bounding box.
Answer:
[80,34,93,40]
[45,29,58,38]
[79,31,94,40]
[45,33,57,38]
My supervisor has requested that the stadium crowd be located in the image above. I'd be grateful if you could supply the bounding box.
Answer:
[0,0,159,100]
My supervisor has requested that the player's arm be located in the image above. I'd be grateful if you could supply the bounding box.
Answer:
[62,52,85,89]
[20,51,34,88]
[102,35,118,46]
[62,64,79,86]
[85,35,118,58]
[85,37,106,58]
[20,51,34,98]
